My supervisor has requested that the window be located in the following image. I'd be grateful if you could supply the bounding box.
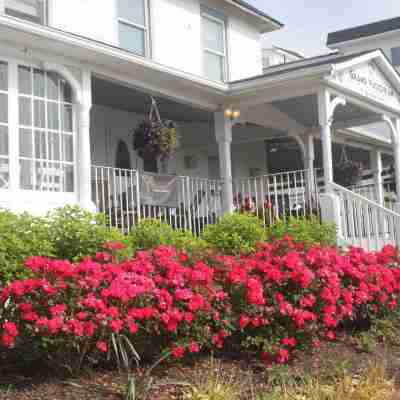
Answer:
[18,66,74,192]
[117,0,149,56]
[0,62,9,189]
[201,10,227,82]
[391,47,400,67]
[4,0,47,24]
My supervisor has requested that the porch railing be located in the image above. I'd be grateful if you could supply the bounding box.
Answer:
[232,169,321,227]
[92,165,223,235]
[333,182,400,251]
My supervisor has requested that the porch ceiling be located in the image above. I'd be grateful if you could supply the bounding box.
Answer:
[271,94,380,128]
[92,77,214,123]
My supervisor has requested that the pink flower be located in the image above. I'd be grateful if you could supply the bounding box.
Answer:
[188,341,200,353]
[96,341,108,353]
[172,346,185,359]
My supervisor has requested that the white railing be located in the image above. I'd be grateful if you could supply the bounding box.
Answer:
[92,165,223,235]
[332,182,400,251]
[349,181,397,211]
[233,169,320,226]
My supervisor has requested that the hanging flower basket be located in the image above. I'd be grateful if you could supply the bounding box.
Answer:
[333,145,364,187]
[133,98,180,162]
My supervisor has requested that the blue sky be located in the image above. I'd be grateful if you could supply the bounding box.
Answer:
[248,0,400,56]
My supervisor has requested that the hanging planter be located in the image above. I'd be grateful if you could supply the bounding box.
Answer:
[333,145,364,187]
[133,97,180,163]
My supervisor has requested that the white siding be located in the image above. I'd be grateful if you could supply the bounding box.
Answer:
[49,0,118,46]
[48,0,263,80]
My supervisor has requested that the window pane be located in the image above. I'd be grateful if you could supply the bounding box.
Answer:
[0,126,8,156]
[35,130,47,159]
[64,164,74,192]
[18,66,31,95]
[203,16,224,53]
[61,80,72,103]
[19,128,32,157]
[19,97,31,126]
[34,99,45,128]
[33,69,45,98]
[61,104,73,132]
[37,161,62,191]
[118,0,145,26]
[47,101,59,130]
[62,134,73,162]
[48,131,60,161]
[0,158,9,189]
[204,51,224,81]
[0,94,8,123]
[0,62,8,92]
[392,47,400,66]
[46,71,59,101]
[119,22,145,55]
[5,0,45,24]
[20,159,33,190]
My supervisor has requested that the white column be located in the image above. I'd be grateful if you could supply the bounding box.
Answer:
[318,90,334,192]
[306,132,315,184]
[214,111,234,215]
[371,149,384,205]
[77,69,94,211]
[392,119,400,203]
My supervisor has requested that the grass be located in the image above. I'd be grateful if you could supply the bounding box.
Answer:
[182,358,241,400]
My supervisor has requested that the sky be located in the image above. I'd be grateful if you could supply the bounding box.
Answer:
[248,0,400,57]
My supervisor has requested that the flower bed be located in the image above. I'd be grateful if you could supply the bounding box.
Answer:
[1,238,400,368]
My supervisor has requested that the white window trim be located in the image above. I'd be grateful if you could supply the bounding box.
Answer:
[0,60,76,194]
[117,0,150,57]
[201,11,228,82]
[2,0,48,25]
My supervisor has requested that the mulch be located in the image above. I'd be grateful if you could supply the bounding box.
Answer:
[2,333,400,400]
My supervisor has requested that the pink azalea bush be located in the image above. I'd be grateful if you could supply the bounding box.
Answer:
[1,238,400,368]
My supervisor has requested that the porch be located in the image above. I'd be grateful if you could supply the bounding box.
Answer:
[87,49,400,251]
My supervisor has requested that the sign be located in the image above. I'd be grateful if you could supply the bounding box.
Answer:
[330,62,400,110]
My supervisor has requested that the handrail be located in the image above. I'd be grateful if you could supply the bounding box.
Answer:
[331,182,400,217]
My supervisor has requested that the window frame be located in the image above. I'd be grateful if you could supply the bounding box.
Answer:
[4,0,48,25]
[201,10,228,82]
[17,65,75,193]
[117,0,150,57]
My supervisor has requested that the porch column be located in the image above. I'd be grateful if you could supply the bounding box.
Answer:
[318,90,334,192]
[306,133,315,187]
[214,111,234,215]
[371,149,384,205]
[77,69,94,211]
[393,119,400,203]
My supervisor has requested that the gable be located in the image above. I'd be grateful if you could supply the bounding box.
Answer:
[329,60,400,110]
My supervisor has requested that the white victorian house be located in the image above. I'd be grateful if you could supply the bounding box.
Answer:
[1,1,400,250]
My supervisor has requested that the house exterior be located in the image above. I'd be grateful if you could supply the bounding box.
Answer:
[1,1,400,250]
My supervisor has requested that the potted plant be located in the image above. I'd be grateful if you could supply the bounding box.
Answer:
[334,145,364,187]
[133,98,180,171]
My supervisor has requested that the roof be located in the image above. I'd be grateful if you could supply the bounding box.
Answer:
[230,50,374,84]
[327,16,400,46]
[230,0,283,28]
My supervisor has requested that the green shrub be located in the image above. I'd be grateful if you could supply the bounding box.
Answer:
[266,217,336,248]
[129,219,207,253]
[0,210,54,284]
[47,205,126,262]
[202,213,265,255]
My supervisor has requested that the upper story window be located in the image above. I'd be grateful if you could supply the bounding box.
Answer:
[201,9,227,82]
[117,0,149,56]
[391,47,400,67]
[4,0,46,25]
